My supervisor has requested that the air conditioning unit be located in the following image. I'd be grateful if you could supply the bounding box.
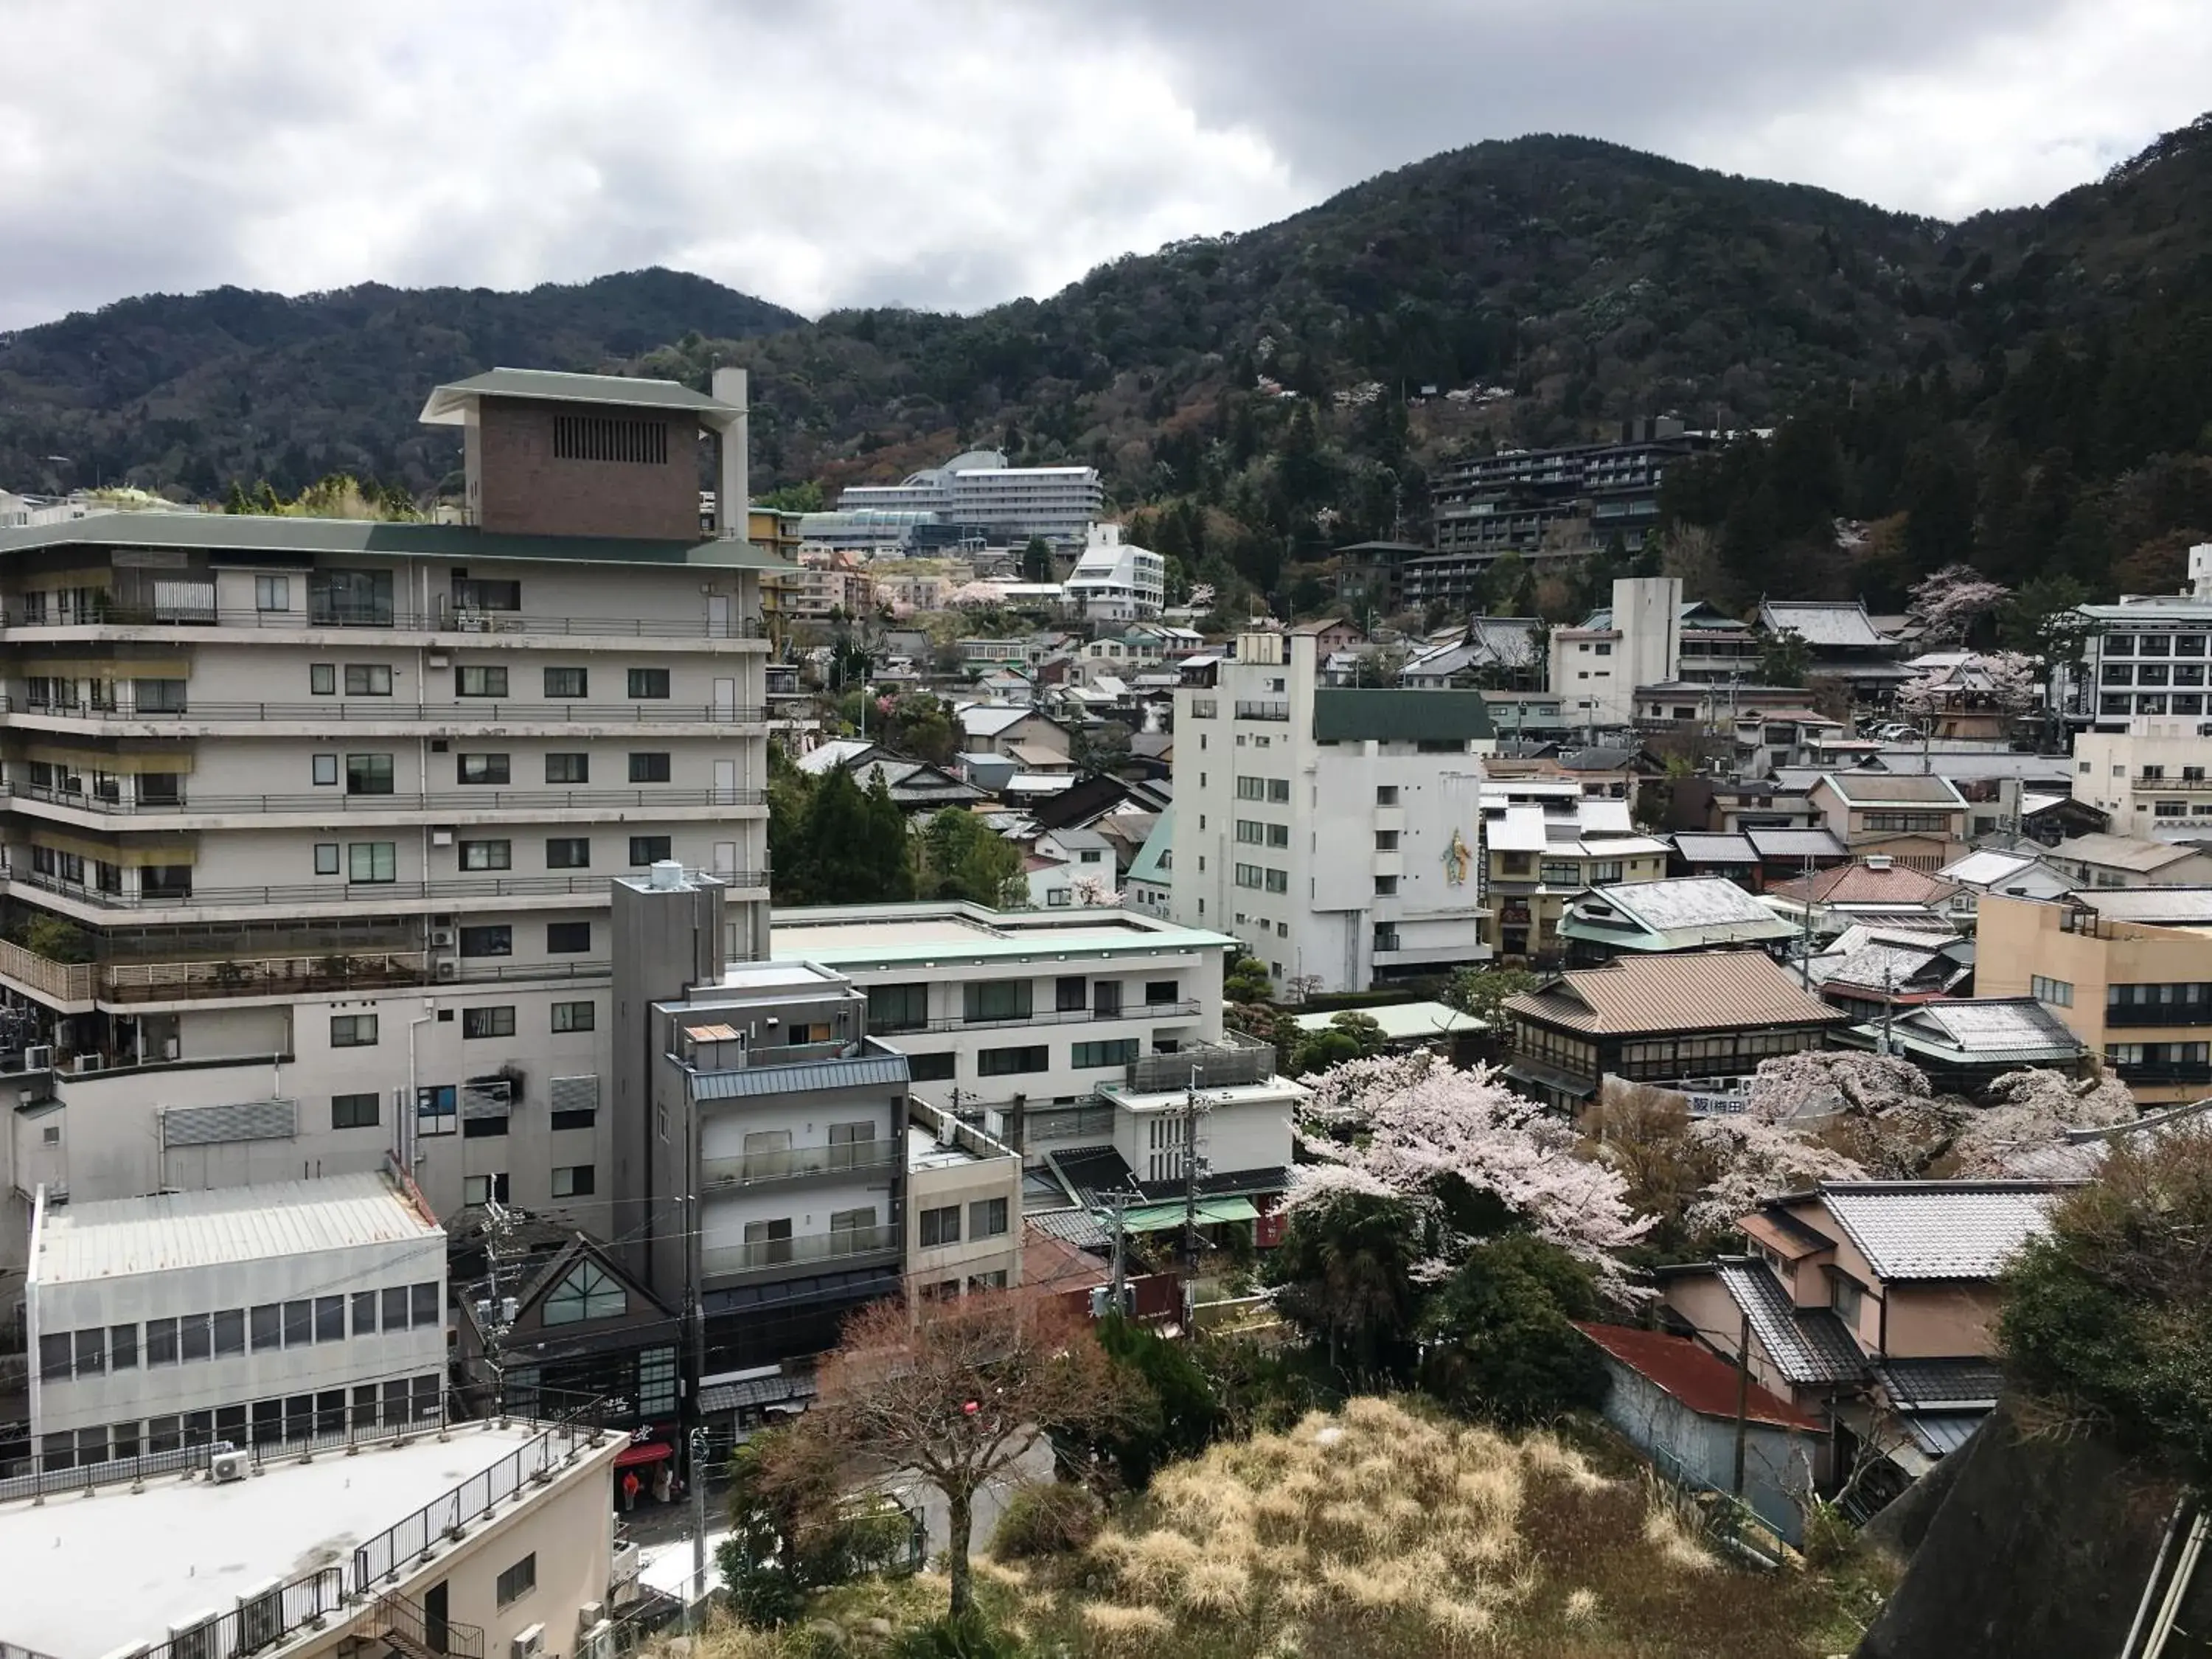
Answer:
[577,1621,613,1659]
[512,1624,546,1659]
[209,1450,250,1484]
[72,1054,102,1074]
[167,1615,220,1659]
[436,960,459,982]
[431,931,456,949]
[234,1582,284,1649]
[24,1045,51,1071]
[574,1606,604,1639]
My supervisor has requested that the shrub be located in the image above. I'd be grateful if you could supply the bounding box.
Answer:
[989,1481,1102,1559]
[890,1608,1023,1659]
[1419,1233,1608,1425]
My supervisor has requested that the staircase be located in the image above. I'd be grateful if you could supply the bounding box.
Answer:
[353,1592,486,1659]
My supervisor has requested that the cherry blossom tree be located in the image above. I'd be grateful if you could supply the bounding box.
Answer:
[1746,1049,1933,1122]
[1680,1115,1870,1240]
[1906,563,2011,648]
[1894,667,1946,726]
[1980,650,2043,717]
[1287,1051,1650,1279]
[1950,1067,2137,1176]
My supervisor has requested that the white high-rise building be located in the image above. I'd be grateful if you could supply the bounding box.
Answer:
[1171,632,1498,994]
[837,449,1102,546]
[0,366,782,1256]
[1062,524,1165,620]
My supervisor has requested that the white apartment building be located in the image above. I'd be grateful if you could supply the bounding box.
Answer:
[1170,631,1497,994]
[906,1096,1023,1300]
[0,367,781,1258]
[1548,576,1764,730]
[0,1410,625,1659]
[1062,523,1165,620]
[24,1169,445,1471]
[2059,544,2212,729]
[2071,714,2212,838]
[838,449,1103,546]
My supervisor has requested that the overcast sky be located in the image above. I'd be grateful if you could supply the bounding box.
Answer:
[3,0,2208,333]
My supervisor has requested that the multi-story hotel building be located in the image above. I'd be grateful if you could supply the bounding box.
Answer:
[0,366,782,1243]
[836,449,1103,546]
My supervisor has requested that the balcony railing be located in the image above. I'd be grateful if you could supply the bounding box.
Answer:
[1234,700,1290,721]
[7,866,765,911]
[3,781,765,816]
[0,942,619,1006]
[11,697,768,725]
[701,1137,900,1189]
[2104,1006,2212,1028]
[4,604,768,639]
[869,998,1201,1037]
[2111,1061,2212,1085]
[701,1222,901,1280]
[357,1591,487,1659]
[2133,775,2212,792]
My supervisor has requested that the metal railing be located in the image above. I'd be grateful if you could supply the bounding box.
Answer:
[352,1406,608,1589]
[2110,1061,2212,1085]
[7,863,765,911]
[6,605,768,639]
[869,998,1200,1037]
[358,1590,487,1659]
[4,782,765,815]
[701,1222,901,1279]
[11,698,767,725]
[1124,1033,1276,1092]
[2133,775,2212,792]
[701,1137,900,1188]
[133,1566,351,1659]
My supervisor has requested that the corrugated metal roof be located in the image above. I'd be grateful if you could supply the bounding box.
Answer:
[1758,600,1895,649]
[1871,1357,2004,1409]
[1818,1183,2060,1279]
[1768,863,1961,905]
[33,1172,439,1284]
[1672,833,1759,864]
[1577,1322,1822,1430]
[1583,876,1790,934]
[1893,998,2084,1060]
[699,1374,817,1414]
[1818,773,1968,807]
[689,1053,908,1100]
[2072,886,2212,924]
[1897,1409,1986,1457]
[1744,829,1850,860]
[1504,951,1843,1037]
[1714,1260,1869,1385]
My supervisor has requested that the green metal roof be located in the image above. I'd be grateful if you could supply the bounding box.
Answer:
[420,367,743,430]
[1121,1197,1259,1232]
[1127,805,1175,885]
[0,512,791,571]
[1312,688,1495,744]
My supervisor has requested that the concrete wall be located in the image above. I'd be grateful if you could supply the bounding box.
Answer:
[1594,1356,1815,1543]
[475,398,703,540]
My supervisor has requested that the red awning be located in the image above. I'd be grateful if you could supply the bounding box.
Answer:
[614,1441,673,1468]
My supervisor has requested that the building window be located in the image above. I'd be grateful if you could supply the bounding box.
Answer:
[1235,863,1263,888]
[344,664,392,696]
[314,843,340,876]
[1831,1275,1864,1325]
[866,982,931,1033]
[313,753,339,787]
[546,753,588,785]
[1267,824,1290,847]
[977,1045,1048,1077]
[459,839,512,871]
[1145,980,1179,1005]
[552,1001,595,1033]
[627,667,671,699]
[2031,975,2073,1006]
[966,981,1034,1022]
[333,1092,380,1130]
[552,1164,596,1198]
[542,666,589,699]
[629,751,672,782]
[969,1197,1009,1239]
[552,414,668,464]
[543,1262,625,1326]
[331,1015,378,1048]
[919,1206,961,1246]
[1265,868,1288,893]
[1374,922,1399,953]
[1072,1038,1138,1068]
[310,662,336,695]
[458,925,512,957]
[464,1172,512,1206]
[1375,830,1399,851]
[629,835,672,866]
[348,841,397,883]
[1375,874,1399,896]
[464,1006,517,1039]
[255,574,291,612]
[546,920,591,954]
[906,1051,956,1082]
[495,1552,538,1607]
[458,753,511,785]
[453,576,521,613]
[1376,785,1399,806]
[344,753,394,794]
[417,1085,456,1136]
[457,666,509,698]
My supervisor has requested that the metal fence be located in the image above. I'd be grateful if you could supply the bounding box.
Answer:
[352,1407,607,1588]
[135,1567,349,1659]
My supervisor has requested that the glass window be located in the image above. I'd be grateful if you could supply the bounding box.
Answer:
[310,662,336,695]
[543,1262,626,1326]
[546,836,591,868]
[411,1283,439,1328]
[496,1553,537,1607]
[333,1091,380,1129]
[344,753,394,795]
[110,1323,138,1370]
[314,842,340,876]
[352,1291,378,1335]
[383,1286,410,1329]
[458,753,510,785]
[73,1328,105,1378]
[457,666,509,698]
[458,925,512,957]
[310,568,394,626]
[459,839,512,871]
[179,1312,212,1362]
[545,754,588,785]
[145,1318,178,1367]
[546,921,591,953]
[344,664,393,696]
[552,1163,595,1197]
[1072,1038,1139,1068]
[967,981,1034,1022]
[316,1296,346,1342]
[627,667,671,699]
[628,751,671,782]
[977,1044,1048,1076]
[255,574,291,612]
[312,753,339,787]
[282,1300,312,1346]
[347,841,396,883]
[969,1197,1009,1238]
[919,1206,961,1246]
[866,982,931,1033]
[544,667,587,698]
[330,1014,378,1047]
[552,1001,595,1033]
[628,835,672,866]
[463,1005,517,1039]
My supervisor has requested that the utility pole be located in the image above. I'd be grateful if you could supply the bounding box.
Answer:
[1731,1310,1750,1498]
[1795,853,1815,987]
[1104,1189,1134,1312]
[687,1423,711,1630]
[1181,1068,1208,1281]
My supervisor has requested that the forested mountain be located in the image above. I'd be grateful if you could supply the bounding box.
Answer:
[0,269,803,498]
[4,116,2209,616]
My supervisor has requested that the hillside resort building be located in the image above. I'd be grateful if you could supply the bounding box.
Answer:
[835,449,1104,547]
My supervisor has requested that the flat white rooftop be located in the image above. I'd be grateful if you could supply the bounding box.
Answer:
[0,1422,597,1659]
[32,1172,440,1286]
[771,902,1234,969]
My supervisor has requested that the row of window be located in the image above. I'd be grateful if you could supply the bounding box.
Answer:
[38,1284,439,1382]
[2101,634,2209,656]
[869,978,1183,1031]
[2100,663,2208,686]
[1234,776,1293,803]
[917,1197,1012,1248]
[1234,819,1292,847]
[317,751,677,790]
[300,664,674,699]
[1234,863,1290,893]
[2031,975,2074,1007]
[2097,694,2205,717]
[335,1003,592,1048]
[1858,812,1953,833]
[316,836,673,882]
[37,1375,445,1472]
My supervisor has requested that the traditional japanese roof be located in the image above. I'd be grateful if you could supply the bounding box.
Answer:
[1870,1357,2004,1411]
[1939,848,2058,889]
[1671,832,1759,866]
[2066,886,2212,926]
[1815,1181,2064,1280]
[1867,999,2088,1068]
[1815,772,1968,808]
[2054,832,2204,874]
[1758,599,1897,650]
[1576,1324,1823,1431]
[1743,828,1851,861]
[1504,950,1843,1037]
[796,738,882,774]
[1714,1259,1869,1385]
[1767,862,1962,907]
[1558,877,1797,953]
